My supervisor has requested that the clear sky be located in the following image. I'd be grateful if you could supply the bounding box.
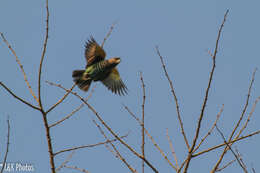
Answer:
[0,0,260,172]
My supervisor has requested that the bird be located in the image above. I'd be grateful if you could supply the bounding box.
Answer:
[72,36,127,96]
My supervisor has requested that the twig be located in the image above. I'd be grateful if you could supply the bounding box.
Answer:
[50,82,158,173]
[156,46,189,150]
[194,104,224,152]
[0,82,40,110]
[235,148,248,172]
[0,33,39,103]
[37,1,55,172]
[46,84,76,114]
[64,165,90,173]
[236,96,260,138]
[49,103,84,128]
[54,134,128,156]
[193,129,260,157]
[0,118,10,173]
[92,119,137,173]
[124,105,177,171]
[166,128,179,170]
[216,159,236,172]
[215,125,248,173]
[101,22,117,48]
[38,0,50,109]
[183,9,229,173]
[56,151,75,172]
[212,68,257,172]
[230,68,257,140]
[49,84,96,128]
[140,72,146,173]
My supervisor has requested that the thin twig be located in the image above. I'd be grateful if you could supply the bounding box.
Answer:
[64,165,90,173]
[101,22,117,48]
[230,68,257,140]
[54,134,128,156]
[0,118,10,173]
[38,0,50,109]
[124,105,177,171]
[0,82,40,110]
[46,84,76,114]
[194,104,224,152]
[140,72,146,173]
[156,46,189,150]
[49,84,96,128]
[216,159,236,172]
[193,129,260,157]
[50,103,84,128]
[215,125,248,173]
[166,128,179,170]
[235,148,248,172]
[212,68,257,172]
[92,119,137,173]
[37,1,55,172]
[0,33,39,103]
[50,82,158,173]
[56,151,75,172]
[236,96,260,138]
[183,9,229,173]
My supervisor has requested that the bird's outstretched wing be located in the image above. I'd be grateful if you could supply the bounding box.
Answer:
[101,68,128,96]
[85,36,106,67]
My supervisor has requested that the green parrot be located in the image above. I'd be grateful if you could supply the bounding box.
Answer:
[72,37,127,95]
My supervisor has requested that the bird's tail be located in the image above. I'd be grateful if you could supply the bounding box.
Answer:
[72,70,92,92]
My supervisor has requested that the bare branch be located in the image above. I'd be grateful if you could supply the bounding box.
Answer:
[183,9,229,173]
[0,82,40,110]
[92,119,137,173]
[140,72,146,173]
[56,151,75,172]
[46,84,76,114]
[38,0,50,109]
[0,118,10,173]
[124,105,177,171]
[49,84,96,128]
[216,160,236,172]
[101,22,117,48]
[230,68,257,140]
[193,129,260,157]
[54,134,128,156]
[49,82,159,173]
[194,104,224,152]
[156,46,189,150]
[64,165,90,173]
[215,125,248,173]
[49,103,84,128]
[0,33,39,103]
[212,68,257,172]
[236,96,260,138]
[166,128,179,170]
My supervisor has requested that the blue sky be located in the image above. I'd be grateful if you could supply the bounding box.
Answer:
[0,0,260,172]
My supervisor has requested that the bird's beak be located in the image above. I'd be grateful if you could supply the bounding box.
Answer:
[115,57,121,63]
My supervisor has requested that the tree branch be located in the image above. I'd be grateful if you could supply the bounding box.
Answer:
[0,118,10,173]
[0,33,39,103]
[183,9,229,173]
[0,82,40,110]
[156,46,189,150]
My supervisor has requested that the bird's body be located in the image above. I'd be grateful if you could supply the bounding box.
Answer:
[72,37,127,95]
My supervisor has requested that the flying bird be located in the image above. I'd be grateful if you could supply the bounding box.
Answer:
[72,37,127,95]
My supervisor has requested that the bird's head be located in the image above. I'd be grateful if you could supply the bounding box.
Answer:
[108,57,121,64]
